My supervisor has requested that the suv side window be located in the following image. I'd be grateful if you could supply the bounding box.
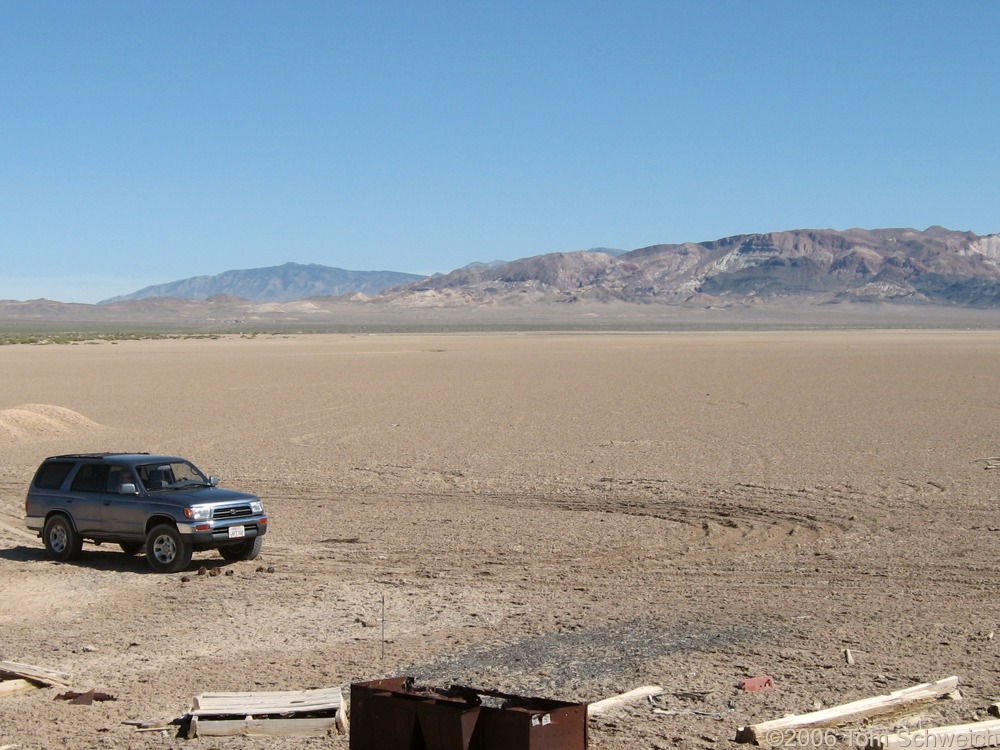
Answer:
[106,465,133,493]
[33,461,75,490]
[70,463,111,493]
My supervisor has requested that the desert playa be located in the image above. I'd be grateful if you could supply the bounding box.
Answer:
[1,330,1000,749]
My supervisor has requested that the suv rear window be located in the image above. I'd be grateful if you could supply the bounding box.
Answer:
[33,461,75,490]
[69,463,111,493]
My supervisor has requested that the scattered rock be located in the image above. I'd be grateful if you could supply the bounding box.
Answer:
[56,689,117,704]
[737,675,774,692]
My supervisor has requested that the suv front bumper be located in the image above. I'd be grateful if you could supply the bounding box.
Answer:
[178,515,268,546]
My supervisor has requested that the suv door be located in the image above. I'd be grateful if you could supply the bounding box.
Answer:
[65,462,112,534]
[99,464,146,538]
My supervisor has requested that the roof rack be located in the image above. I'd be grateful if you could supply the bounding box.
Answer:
[48,452,150,460]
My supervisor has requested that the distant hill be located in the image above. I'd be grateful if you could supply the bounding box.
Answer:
[379,227,1000,307]
[100,262,426,303]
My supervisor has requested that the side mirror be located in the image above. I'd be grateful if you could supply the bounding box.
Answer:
[119,482,137,495]
[209,476,220,487]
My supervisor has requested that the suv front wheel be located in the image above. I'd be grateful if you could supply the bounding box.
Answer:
[145,524,192,573]
[219,535,263,562]
[43,515,83,562]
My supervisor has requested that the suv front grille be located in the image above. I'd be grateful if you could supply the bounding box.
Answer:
[212,505,254,520]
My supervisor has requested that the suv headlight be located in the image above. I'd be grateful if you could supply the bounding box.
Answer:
[250,501,263,514]
[184,505,212,521]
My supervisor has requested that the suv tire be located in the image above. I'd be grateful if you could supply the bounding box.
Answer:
[43,515,83,562]
[145,524,192,573]
[218,535,263,562]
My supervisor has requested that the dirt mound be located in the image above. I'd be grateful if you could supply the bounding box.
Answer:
[0,403,100,439]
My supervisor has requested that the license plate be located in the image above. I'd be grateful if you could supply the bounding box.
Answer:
[228,525,245,539]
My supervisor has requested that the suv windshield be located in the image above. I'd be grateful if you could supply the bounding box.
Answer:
[136,460,209,491]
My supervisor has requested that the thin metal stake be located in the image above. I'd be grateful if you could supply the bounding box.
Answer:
[381,594,386,661]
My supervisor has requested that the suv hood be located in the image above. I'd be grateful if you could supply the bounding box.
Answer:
[148,486,259,504]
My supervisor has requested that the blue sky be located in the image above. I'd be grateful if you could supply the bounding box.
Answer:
[2,1,998,303]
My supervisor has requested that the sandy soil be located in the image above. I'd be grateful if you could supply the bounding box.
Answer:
[1,330,1000,750]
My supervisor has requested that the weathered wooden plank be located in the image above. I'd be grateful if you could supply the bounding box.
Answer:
[588,685,663,718]
[192,686,342,716]
[0,679,37,698]
[194,686,342,704]
[0,661,71,688]
[193,716,340,737]
[195,687,343,702]
[194,695,341,710]
[186,715,199,740]
[736,676,960,745]
[868,718,1000,750]
[335,702,349,735]
[193,696,342,712]
[194,700,342,716]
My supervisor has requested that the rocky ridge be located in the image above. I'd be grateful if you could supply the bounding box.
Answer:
[383,227,1000,307]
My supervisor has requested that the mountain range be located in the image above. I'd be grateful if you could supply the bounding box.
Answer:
[97,227,1000,309]
[7,228,1000,324]
[385,226,1000,308]
[101,262,423,303]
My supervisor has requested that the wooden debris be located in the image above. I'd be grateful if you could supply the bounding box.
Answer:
[588,685,663,718]
[335,700,349,735]
[867,718,1000,750]
[845,649,855,665]
[736,676,960,745]
[0,679,37,698]
[0,661,71,689]
[188,686,344,737]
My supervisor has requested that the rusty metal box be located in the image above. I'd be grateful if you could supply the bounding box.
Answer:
[350,676,587,750]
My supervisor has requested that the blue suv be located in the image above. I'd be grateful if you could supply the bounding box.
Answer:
[25,453,268,573]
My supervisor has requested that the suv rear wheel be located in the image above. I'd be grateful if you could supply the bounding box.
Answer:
[43,515,83,562]
[145,524,192,573]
